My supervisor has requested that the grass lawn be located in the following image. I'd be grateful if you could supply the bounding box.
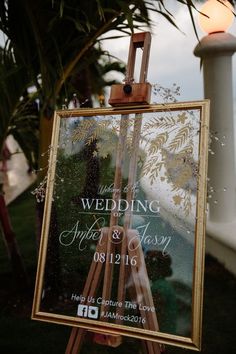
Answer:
[0,188,236,354]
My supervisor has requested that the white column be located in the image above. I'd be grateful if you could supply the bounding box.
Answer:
[194,32,236,222]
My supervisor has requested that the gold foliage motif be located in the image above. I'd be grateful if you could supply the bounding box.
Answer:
[140,111,198,214]
[177,112,188,124]
[143,116,176,131]
[72,116,136,159]
[172,189,192,216]
[72,119,96,142]
[71,109,199,214]
[72,119,113,145]
[183,189,192,216]
[172,194,182,205]
[148,132,169,154]
[168,126,190,152]
[176,145,193,159]
[142,161,165,185]
[72,117,120,159]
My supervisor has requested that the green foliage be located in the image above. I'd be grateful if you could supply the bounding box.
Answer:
[1,0,221,112]
[0,0,155,107]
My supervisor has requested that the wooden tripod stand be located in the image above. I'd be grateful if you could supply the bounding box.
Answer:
[65,32,162,354]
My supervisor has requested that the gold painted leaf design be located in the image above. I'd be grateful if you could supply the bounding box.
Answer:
[72,118,122,159]
[176,144,193,158]
[149,164,164,185]
[148,132,169,154]
[168,126,190,152]
[72,118,120,145]
[86,120,112,145]
[96,136,117,159]
[141,158,164,176]
[183,189,192,216]
[143,116,176,130]
[177,112,188,124]
[173,194,182,205]
[141,159,164,185]
[72,119,96,142]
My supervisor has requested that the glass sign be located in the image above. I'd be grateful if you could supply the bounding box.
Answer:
[32,101,209,350]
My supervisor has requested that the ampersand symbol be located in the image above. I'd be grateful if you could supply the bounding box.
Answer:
[110,227,123,244]
[112,229,121,240]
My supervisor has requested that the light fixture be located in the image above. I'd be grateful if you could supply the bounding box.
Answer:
[198,0,234,34]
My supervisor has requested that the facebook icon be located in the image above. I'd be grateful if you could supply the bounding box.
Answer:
[77,304,88,317]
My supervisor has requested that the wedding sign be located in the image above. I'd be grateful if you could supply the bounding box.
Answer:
[32,101,209,350]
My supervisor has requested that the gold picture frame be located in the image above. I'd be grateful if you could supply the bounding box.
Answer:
[32,101,209,351]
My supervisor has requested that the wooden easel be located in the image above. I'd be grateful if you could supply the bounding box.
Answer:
[65,32,162,354]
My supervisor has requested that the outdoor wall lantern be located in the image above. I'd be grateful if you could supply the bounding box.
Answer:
[199,0,234,34]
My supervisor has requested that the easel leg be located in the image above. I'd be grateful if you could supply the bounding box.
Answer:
[127,230,161,354]
[65,228,110,353]
[65,328,85,354]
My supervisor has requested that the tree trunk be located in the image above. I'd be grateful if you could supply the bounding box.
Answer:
[0,192,28,289]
